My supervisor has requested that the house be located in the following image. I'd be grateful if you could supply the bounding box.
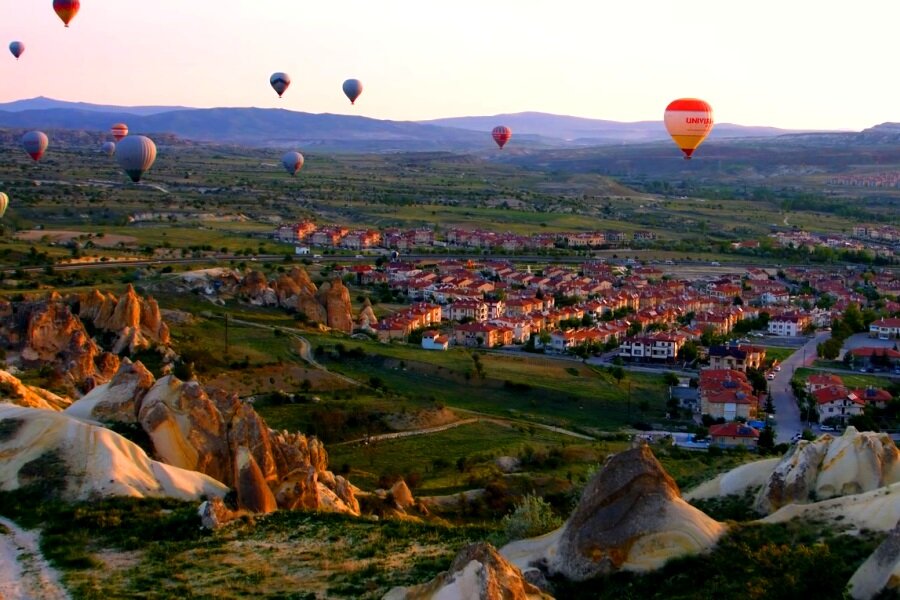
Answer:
[813,385,864,424]
[707,344,767,372]
[807,373,844,393]
[700,369,757,421]
[767,312,811,337]
[870,318,900,339]
[851,387,893,409]
[709,422,760,448]
[669,385,700,413]
[421,330,450,351]
[618,333,686,361]
[445,300,489,323]
[849,347,900,368]
[453,323,513,348]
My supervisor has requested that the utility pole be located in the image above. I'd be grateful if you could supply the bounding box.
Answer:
[224,313,229,359]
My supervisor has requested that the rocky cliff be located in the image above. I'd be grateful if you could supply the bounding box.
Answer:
[66,362,358,515]
[317,278,354,333]
[755,427,900,514]
[848,519,900,600]
[502,444,726,581]
[0,403,228,501]
[0,294,120,390]
[78,284,171,354]
[385,543,553,600]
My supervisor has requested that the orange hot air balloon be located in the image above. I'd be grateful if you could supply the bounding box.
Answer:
[53,0,80,27]
[664,98,714,159]
[491,126,512,149]
[111,123,128,142]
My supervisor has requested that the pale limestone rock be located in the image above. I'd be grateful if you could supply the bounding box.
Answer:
[0,403,227,501]
[756,427,900,514]
[66,358,155,424]
[385,543,553,600]
[391,479,415,510]
[684,458,780,501]
[0,369,70,411]
[502,445,726,580]
[848,519,900,600]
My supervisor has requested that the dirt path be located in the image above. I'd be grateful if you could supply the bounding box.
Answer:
[0,517,69,600]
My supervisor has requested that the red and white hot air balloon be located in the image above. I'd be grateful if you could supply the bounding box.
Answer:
[663,98,714,159]
[491,126,512,150]
[111,123,128,142]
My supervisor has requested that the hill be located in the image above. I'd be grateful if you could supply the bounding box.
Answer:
[419,111,816,143]
[0,97,852,153]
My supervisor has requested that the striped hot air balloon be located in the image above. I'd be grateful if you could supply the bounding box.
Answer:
[116,136,157,182]
[491,126,512,149]
[53,0,80,27]
[111,123,128,142]
[9,41,25,59]
[664,98,714,159]
[270,72,291,98]
[282,151,305,176]
[101,141,116,157]
[342,79,363,105]
[22,131,49,161]
[0,193,8,218]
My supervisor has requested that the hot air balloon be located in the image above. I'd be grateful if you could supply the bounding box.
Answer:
[22,131,49,161]
[101,141,116,157]
[110,123,128,142]
[270,72,291,98]
[9,41,24,59]
[342,79,363,105]
[0,193,8,218]
[282,151,305,176]
[664,98,714,159]
[53,0,80,27]
[492,126,512,150]
[116,135,157,182]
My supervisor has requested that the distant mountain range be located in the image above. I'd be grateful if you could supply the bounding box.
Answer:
[0,97,887,153]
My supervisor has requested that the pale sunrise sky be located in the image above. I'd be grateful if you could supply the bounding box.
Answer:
[0,0,897,131]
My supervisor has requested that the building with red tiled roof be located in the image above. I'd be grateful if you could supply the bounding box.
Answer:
[700,369,758,421]
[812,385,864,424]
[709,422,760,448]
[807,373,844,393]
[850,387,893,409]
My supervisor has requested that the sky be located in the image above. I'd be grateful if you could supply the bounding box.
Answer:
[0,0,897,130]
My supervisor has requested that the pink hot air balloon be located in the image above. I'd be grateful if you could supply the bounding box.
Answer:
[491,126,512,150]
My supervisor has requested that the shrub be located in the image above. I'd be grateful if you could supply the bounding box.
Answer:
[500,494,563,542]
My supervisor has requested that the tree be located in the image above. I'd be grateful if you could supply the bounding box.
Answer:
[610,366,625,386]
[764,394,776,415]
[663,372,680,386]
[757,425,776,454]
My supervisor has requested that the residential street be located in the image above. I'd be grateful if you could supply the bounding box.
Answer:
[770,331,831,442]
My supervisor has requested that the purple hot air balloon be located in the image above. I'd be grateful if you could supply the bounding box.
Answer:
[9,41,24,59]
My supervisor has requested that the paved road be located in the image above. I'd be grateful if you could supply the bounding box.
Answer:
[769,331,831,442]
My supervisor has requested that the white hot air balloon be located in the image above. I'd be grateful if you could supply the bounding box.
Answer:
[101,141,116,157]
[116,135,157,182]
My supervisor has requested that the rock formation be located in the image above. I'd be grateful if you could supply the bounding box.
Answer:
[65,358,156,423]
[238,270,278,306]
[502,445,726,581]
[385,543,553,600]
[755,427,900,514]
[684,458,780,502]
[317,278,354,333]
[78,285,171,354]
[0,369,71,411]
[0,403,228,501]
[358,297,378,330]
[131,373,357,514]
[0,294,120,390]
[847,519,900,600]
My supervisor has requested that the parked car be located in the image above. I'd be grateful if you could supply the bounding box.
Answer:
[774,365,781,372]
[767,372,776,380]
[820,425,836,432]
